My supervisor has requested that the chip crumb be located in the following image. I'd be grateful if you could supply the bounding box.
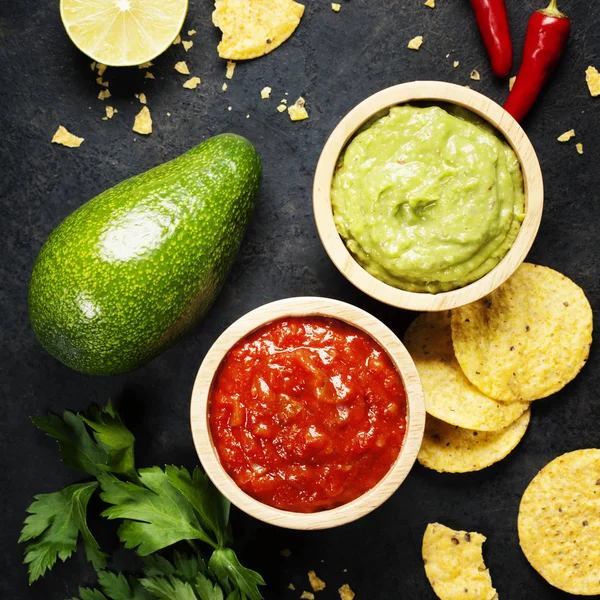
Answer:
[280,548,292,557]
[97,63,107,76]
[174,61,190,75]
[308,571,326,592]
[557,129,575,142]
[261,86,272,99]
[183,76,201,89]
[331,3,341,11]
[173,34,181,45]
[453,60,459,68]
[51,125,84,148]
[90,61,96,71]
[288,97,309,121]
[408,35,423,50]
[145,71,155,79]
[98,89,111,100]
[424,0,435,7]
[277,104,287,112]
[182,40,193,52]
[281,98,287,103]
[586,65,600,97]
[133,106,152,135]
[246,114,250,118]
[226,60,236,79]
[105,106,116,119]
[288,583,296,591]
[338,584,355,600]
[509,75,516,91]
[576,142,584,155]
[138,61,153,69]
[96,77,109,87]
[167,112,171,116]
[227,106,232,111]
[222,82,228,91]
[137,93,146,105]
[187,29,197,36]
[300,593,315,600]
[470,69,481,81]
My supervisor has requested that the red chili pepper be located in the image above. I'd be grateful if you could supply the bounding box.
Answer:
[504,0,571,122]
[469,0,513,78]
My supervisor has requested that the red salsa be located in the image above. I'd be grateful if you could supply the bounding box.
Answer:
[209,317,407,513]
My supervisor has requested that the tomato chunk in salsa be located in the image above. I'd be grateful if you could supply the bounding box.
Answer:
[209,317,407,513]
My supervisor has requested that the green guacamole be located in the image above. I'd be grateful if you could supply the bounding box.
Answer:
[331,105,525,293]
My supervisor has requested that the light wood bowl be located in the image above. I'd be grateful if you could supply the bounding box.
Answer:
[190,297,425,530]
[313,81,544,311]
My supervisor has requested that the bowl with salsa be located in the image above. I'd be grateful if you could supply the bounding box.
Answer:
[313,80,543,311]
[190,297,425,529]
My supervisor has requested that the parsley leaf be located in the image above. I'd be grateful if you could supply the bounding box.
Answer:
[98,468,217,555]
[140,576,198,600]
[69,588,109,600]
[32,402,138,481]
[19,482,107,584]
[96,570,154,600]
[194,573,225,600]
[163,466,230,547]
[208,549,264,600]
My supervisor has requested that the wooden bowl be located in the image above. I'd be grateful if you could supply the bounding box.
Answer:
[190,297,425,530]
[313,81,544,311]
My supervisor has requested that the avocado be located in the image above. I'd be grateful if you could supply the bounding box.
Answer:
[29,133,261,375]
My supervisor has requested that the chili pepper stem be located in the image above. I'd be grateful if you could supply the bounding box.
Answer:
[540,0,566,19]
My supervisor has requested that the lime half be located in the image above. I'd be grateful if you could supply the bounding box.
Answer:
[60,0,188,67]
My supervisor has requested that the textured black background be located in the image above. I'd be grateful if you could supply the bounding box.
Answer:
[1,0,599,598]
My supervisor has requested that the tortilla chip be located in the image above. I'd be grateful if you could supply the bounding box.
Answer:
[144,71,155,79]
[300,593,314,600]
[576,142,584,155]
[405,312,529,431]
[453,60,459,68]
[519,449,600,595]
[288,97,308,121]
[105,106,116,119]
[418,410,530,473]
[470,69,480,81]
[138,93,147,105]
[98,89,111,100]
[175,61,190,75]
[509,76,516,90]
[138,61,153,69]
[557,129,575,142]
[451,263,593,402]
[183,77,201,89]
[261,86,272,99]
[338,584,355,600]
[97,63,107,76]
[133,106,152,135]
[51,126,84,148]
[423,523,497,600]
[586,65,600,97]
[226,60,236,79]
[188,29,197,36]
[182,40,193,51]
[408,35,423,50]
[213,0,305,60]
[424,0,435,8]
[173,34,181,45]
[308,571,326,592]
[331,3,341,11]
[277,104,287,113]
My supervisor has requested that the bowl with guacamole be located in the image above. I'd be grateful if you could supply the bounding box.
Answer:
[313,81,543,311]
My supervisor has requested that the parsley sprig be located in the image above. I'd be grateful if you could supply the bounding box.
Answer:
[20,402,265,600]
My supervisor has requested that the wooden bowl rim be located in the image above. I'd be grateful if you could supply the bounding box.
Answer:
[190,297,425,530]
[313,80,544,311]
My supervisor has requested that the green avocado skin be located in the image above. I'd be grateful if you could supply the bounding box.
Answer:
[29,133,261,375]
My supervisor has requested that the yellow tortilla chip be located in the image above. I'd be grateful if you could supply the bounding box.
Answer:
[213,0,305,60]
[98,89,111,100]
[470,69,480,81]
[175,61,190,75]
[260,86,271,99]
[557,129,575,142]
[182,40,193,51]
[405,312,528,431]
[424,0,435,8]
[586,65,600,97]
[133,106,152,135]
[288,97,308,121]
[576,142,584,155]
[300,593,314,600]
[451,263,593,402]
[519,449,600,595]
[509,75,516,90]
[423,523,497,600]
[338,584,354,600]
[408,35,423,50]
[331,3,341,11]
[51,126,84,148]
[308,571,325,592]
[144,71,155,79]
[183,77,201,89]
[105,106,116,119]
[418,410,530,473]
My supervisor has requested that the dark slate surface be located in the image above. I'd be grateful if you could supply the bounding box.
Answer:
[1,0,599,598]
